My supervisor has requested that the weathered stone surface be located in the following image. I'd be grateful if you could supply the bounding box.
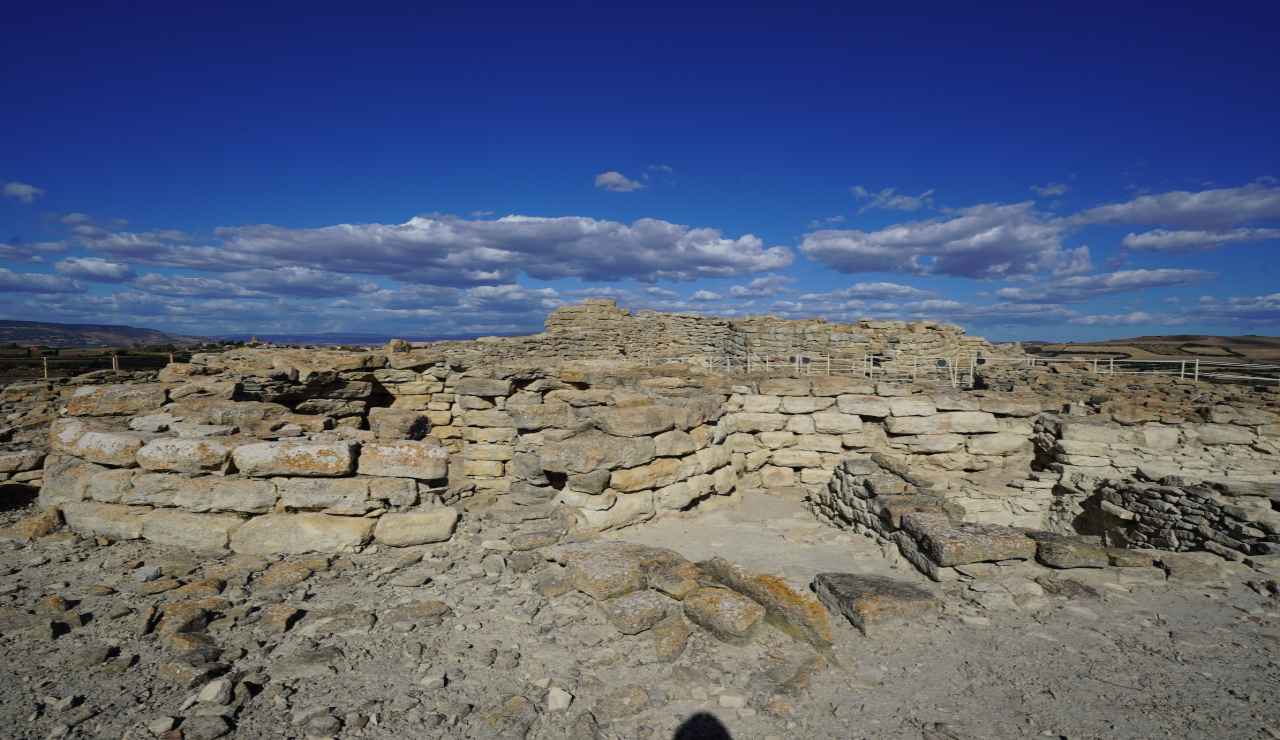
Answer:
[653,429,697,456]
[812,572,938,636]
[1036,538,1109,569]
[172,477,277,514]
[277,478,374,514]
[540,431,656,474]
[453,376,512,397]
[592,405,677,437]
[901,513,1036,566]
[367,408,431,440]
[836,395,892,418]
[61,501,148,540]
[966,432,1028,456]
[885,411,999,435]
[732,413,788,433]
[683,587,765,643]
[700,557,832,646]
[232,441,356,477]
[610,458,683,492]
[769,448,823,469]
[600,590,671,635]
[70,431,148,467]
[812,412,863,434]
[66,383,166,417]
[758,378,810,396]
[575,490,655,531]
[979,397,1042,417]
[136,438,233,473]
[372,508,459,546]
[143,509,244,551]
[889,397,936,417]
[508,403,579,431]
[230,513,375,555]
[0,449,44,473]
[651,614,692,662]
[357,440,448,480]
[549,541,686,600]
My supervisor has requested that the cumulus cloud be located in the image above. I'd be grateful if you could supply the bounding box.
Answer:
[54,257,135,282]
[799,282,931,301]
[0,241,68,262]
[594,171,645,192]
[0,267,82,293]
[213,215,792,284]
[222,267,380,298]
[1121,227,1280,251]
[996,268,1211,303]
[690,290,721,301]
[1031,182,1070,197]
[1196,292,1280,323]
[729,275,792,297]
[1074,182,1280,227]
[801,202,1072,279]
[851,185,935,213]
[132,273,265,299]
[2,181,45,204]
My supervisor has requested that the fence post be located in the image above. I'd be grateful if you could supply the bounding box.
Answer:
[1194,359,1200,383]
[169,352,175,364]
[111,354,119,371]
[1092,359,1098,374]
[43,356,49,380]
[1180,361,1186,379]
[826,356,831,376]
[1109,357,1114,374]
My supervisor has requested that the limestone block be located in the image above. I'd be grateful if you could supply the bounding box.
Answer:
[120,472,181,506]
[683,587,765,643]
[66,383,167,417]
[230,513,375,555]
[979,397,1042,417]
[71,431,149,467]
[900,512,1036,566]
[760,465,795,487]
[278,478,375,514]
[786,415,817,434]
[508,403,578,430]
[812,572,938,636]
[966,432,1029,456]
[454,377,514,397]
[654,430,696,456]
[463,460,505,477]
[357,440,449,480]
[932,393,981,411]
[62,501,148,540]
[1190,424,1254,446]
[770,449,823,469]
[712,464,736,494]
[368,408,432,440]
[136,438,233,473]
[373,508,459,546]
[0,449,44,473]
[143,509,244,552]
[85,468,134,503]
[888,397,936,417]
[810,377,874,397]
[576,490,655,531]
[800,468,833,485]
[836,395,891,418]
[172,477,277,514]
[893,434,964,453]
[593,406,677,437]
[232,441,356,477]
[462,409,515,428]
[464,427,516,443]
[466,443,514,461]
[741,395,781,413]
[812,412,863,434]
[731,413,787,433]
[795,434,842,452]
[700,557,831,646]
[694,445,731,474]
[780,396,834,414]
[758,378,810,396]
[611,458,683,492]
[885,411,998,435]
[757,431,796,449]
[540,431,656,474]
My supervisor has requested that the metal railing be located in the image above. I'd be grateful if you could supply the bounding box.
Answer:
[644,352,1280,387]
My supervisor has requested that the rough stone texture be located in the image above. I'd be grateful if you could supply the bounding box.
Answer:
[356,440,448,481]
[682,587,765,643]
[372,508,460,546]
[231,441,356,477]
[812,572,939,636]
[136,438,233,473]
[901,512,1037,566]
[1036,537,1110,569]
[142,509,244,552]
[66,383,167,417]
[600,590,671,635]
[699,556,832,646]
[230,513,375,555]
[61,501,148,540]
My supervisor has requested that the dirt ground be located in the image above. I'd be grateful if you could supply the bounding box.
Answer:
[1,492,1278,740]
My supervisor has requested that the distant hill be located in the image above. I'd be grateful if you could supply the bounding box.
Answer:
[216,331,528,346]
[0,320,202,348]
[1024,334,1280,362]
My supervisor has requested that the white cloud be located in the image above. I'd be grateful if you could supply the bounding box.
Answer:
[1052,245,1093,276]
[801,202,1072,279]
[1068,311,1180,326]
[1196,292,1280,323]
[0,267,82,293]
[808,215,846,229]
[0,241,68,262]
[213,215,792,284]
[222,267,380,297]
[799,282,931,301]
[594,171,645,192]
[729,275,792,297]
[1120,227,1280,251]
[1074,182,1280,227]
[1031,182,1070,197]
[851,185,935,213]
[54,257,135,282]
[690,290,721,301]
[996,268,1211,303]
[2,181,45,204]
[60,212,94,225]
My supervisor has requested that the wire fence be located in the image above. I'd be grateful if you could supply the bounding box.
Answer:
[644,352,1280,388]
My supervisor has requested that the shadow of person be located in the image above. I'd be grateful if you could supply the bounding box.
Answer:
[673,712,733,740]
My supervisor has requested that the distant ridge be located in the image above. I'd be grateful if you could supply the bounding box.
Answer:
[216,331,529,346]
[0,320,202,348]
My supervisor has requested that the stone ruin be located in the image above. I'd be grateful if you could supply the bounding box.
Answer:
[1,300,1278,738]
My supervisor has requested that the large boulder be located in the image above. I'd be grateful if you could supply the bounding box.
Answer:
[372,509,460,546]
[230,513,374,555]
[136,438,234,473]
[66,384,166,417]
[812,572,938,636]
[356,440,448,481]
[231,441,356,477]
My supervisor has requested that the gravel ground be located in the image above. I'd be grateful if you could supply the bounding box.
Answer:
[1,495,1278,740]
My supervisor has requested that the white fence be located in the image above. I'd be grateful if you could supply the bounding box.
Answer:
[644,353,1280,388]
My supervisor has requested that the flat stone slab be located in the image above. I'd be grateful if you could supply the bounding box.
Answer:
[901,513,1036,567]
[1035,537,1109,569]
[812,572,938,636]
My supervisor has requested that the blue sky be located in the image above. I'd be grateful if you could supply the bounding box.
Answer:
[3,1,1278,341]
